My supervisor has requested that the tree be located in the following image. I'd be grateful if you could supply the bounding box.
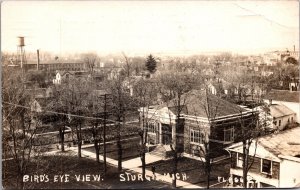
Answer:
[145,54,157,74]
[87,91,111,173]
[106,75,136,171]
[158,71,199,187]
[220,65,252,102]
[81,53,100,74]
[67,79,90,158]
[191,89,223,189]
[44,85,70,152]
[122,52,133,78]
[134,78,159,180]
[25,70,47,88]
[285,56,298,65]
[2,68,42,189]
[237,102,272,188]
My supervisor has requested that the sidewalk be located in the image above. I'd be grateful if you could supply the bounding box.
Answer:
[69,147,203,188]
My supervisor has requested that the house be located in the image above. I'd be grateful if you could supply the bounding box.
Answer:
[263,90,300,123]
[29,87,55,113]
[53,71,74,85]
[52,70,91,85]
[269,104,296,130]
[139,90,257,159]
[122,76,143,96]
[226,127,300,188]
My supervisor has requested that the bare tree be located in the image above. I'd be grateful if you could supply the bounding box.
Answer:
[68,79,90,158]
[106,75,136,171]
[158,71,199,187]
[2,69,42,189]
[220,65,252,102]
[87,90,111,169]
[134,78,159,180]
[190,88,222,189]
[81,53,100,74]
[236,101,272,188]
[122,52,132,78]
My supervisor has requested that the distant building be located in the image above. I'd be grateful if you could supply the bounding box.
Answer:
[263,50,299,66]
[226,127,300,188]
[52,71,89,85]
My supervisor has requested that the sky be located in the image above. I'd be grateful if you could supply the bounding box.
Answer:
[1,1,299,56]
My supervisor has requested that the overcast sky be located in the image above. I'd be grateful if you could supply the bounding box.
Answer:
[1,1,299,55]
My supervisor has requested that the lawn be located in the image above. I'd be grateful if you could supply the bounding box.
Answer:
[144,156,231,186]
[83,136,141,161]
[3,151,170,189]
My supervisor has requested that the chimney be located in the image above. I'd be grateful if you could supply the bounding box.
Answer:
[37,49,40,70]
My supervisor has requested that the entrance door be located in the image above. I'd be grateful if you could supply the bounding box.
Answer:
[161,124,172,145]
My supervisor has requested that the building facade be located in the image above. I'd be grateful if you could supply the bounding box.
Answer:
[139,90,257,158]
[226,127,300,188]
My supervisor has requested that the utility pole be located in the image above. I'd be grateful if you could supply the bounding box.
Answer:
[37,49,40,71]
[103,93,107,174]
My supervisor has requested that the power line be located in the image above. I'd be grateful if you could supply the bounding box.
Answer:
[3,101,257,139]
[3,101,125,125]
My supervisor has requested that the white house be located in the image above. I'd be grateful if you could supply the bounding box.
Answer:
[269,104,296,130]
[226,127,300,188]
[263,90,300,123]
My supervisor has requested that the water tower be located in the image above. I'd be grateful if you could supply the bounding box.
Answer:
[17,36,27,69]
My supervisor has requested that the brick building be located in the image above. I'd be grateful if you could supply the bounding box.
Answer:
[139,90,257,158]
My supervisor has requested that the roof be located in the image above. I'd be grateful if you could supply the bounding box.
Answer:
[264,89,300,103]
[154,90,247,118]
[55,70,74,76]
[227,127,300,159]
[269,104,295,118]
[259,127,300,157]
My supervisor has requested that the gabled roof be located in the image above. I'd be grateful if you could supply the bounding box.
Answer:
[227,127,300,160]
[153,90,247,118]
[270,104,295,118]
[264,89,300,103]
[55,70,74,76]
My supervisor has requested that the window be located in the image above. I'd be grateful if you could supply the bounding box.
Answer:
[273,121,277,126]
[292,117,294,122]
[237,153,243,168]
[261,159,272,174]
[279,120,281,126]
[190,129,204,144]
[147,122,157,133]
[224,127,234,142]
